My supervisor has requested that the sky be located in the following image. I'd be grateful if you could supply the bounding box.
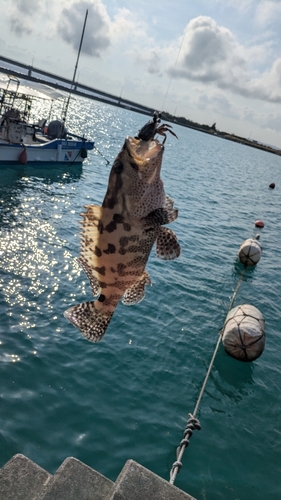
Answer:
[1,0,281,146]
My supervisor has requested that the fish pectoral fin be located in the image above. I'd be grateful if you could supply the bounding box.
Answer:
[64,302,113,342]
[78,257,101,296]
[141,206,178,229]
[165,194,175,211]
[122,271,152,305]
[156,227,181,260]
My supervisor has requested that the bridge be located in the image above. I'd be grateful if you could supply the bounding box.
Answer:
[0,54,155,117]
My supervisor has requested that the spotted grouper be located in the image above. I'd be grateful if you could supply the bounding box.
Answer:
[64,123,180,342]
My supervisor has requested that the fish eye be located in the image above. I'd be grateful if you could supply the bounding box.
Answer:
[113,160,123,173]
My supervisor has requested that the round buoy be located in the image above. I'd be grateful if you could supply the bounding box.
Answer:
[269,182,275,189]
[19,148,28,165]
[255,220,264,228]
[238,238,262,266]
[222,304,265,362]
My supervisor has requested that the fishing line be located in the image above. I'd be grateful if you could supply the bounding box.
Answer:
[162,27,187,111]
[93,146,111,165]
[68,145,111,166]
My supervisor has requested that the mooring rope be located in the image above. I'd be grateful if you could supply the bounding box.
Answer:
[93,146,111,165]
[169,265,247,484]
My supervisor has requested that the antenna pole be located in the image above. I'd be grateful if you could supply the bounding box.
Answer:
[62,9,88,123]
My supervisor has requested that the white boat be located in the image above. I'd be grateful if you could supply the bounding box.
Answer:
[0,74,94,164]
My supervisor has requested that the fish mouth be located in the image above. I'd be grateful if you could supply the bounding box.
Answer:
[125,137,163,161]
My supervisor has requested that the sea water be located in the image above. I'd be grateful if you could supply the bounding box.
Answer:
[0,99,280,500]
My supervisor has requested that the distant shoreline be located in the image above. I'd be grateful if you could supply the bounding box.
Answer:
[161,112,281,157]
[1,55,280,157]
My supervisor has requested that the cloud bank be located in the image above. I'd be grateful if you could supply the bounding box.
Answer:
[4,0,281,105]
[165,16,281,104]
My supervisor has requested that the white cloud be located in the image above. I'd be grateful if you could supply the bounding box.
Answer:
[171,17,246,84]
[223,0,255,11]
[165,16,281,104]
[58,1,111,57]
[255,0,281,25]
[5,0,112,57]
[2,0,281,141]
[6,0,44,36]
[197,91,240,120]
[110,8,146,41]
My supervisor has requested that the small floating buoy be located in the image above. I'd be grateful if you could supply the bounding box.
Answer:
[255,220,264,228]
[19,148,28,165]
[222,304,265,362]
[238,238,262,266]
[269,182,275,189]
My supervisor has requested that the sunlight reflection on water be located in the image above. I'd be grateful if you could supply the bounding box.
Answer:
[0,99,281,500]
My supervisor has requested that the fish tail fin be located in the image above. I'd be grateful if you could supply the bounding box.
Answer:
[64,302,113,342]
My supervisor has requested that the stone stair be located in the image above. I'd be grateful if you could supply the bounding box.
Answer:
[0,454,195,500]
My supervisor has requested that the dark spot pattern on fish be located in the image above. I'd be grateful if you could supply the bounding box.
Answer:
[93,266,106,276]
[126,256,147,268]
[126,245,142,253]
[102,197,116,209]
[84,236,92,247]
[94,246,102,257]
[119,236,129,247]
[103,293,122,307]
[65,129,180,343]
[103,243,116,254]
[117,263,127,276]
[120,235,138,247]
[113,214,124,223]
[123,223,131,231]
[105,220,117,232]
[98,220,104,234]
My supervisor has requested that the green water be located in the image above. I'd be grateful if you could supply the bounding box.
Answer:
[0,100,281,500]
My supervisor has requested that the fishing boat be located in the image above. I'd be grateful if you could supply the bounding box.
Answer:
[0,73,94,164]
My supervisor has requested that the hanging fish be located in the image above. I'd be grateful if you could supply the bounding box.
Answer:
[64,114,180,342]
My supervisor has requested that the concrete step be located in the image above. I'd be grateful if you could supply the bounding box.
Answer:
[36,457,114,500]
[0,454,52,500]
[110,459,195,500]
[0,454,196,500]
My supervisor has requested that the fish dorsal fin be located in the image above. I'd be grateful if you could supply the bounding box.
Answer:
[80,203,103,269]
[122,271,152,305]
[81,204,103,229]
[156,227,181,260]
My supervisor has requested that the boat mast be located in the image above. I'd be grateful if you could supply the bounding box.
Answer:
[62,9,88,124]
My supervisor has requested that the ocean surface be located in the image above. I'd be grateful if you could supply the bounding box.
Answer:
[0,99,280,500]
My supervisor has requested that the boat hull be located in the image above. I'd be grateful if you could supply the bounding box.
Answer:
[0,138,94,164]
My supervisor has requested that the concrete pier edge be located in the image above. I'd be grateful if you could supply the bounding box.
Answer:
[0,454,196,500]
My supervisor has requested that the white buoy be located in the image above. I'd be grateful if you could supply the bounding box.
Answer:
[222,304,265,362]
[238,238,262,266]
